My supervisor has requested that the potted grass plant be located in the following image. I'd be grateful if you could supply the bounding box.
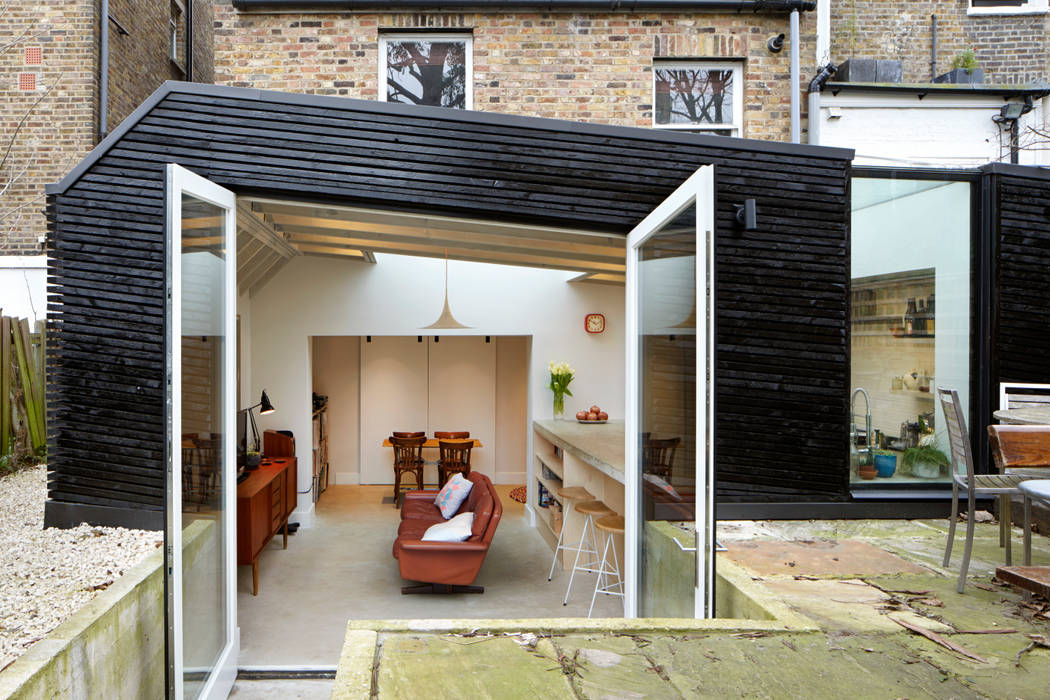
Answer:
[902,443,950,479]
[935,49,984,84]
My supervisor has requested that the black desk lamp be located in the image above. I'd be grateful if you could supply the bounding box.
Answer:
[241,390,275,457]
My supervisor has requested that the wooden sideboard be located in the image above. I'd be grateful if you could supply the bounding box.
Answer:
[237,457,296,595]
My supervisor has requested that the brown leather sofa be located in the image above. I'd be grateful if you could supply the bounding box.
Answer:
[393,471,502,594]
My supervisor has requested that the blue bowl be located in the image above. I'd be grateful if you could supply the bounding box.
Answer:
[874,454,897,478]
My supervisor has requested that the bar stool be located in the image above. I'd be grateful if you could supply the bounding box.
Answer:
[547,486,595,582]
[590,514,625,617]
[563,499,614,606]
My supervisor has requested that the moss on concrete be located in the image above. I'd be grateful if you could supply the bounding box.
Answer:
[331,630,377,700]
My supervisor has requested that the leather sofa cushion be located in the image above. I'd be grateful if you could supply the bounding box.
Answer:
[398,518,440,539]
[401,498,443,522]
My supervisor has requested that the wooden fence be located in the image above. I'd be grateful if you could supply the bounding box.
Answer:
[1,314,46,467]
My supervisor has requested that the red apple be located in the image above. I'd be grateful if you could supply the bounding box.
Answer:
[576,411,589,421]
[590,405,601,414]
[587,412,599,421]
[598,411,608,421]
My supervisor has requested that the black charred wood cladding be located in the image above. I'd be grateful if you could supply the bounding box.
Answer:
[45,82,850,527]
[990,165,1050,388]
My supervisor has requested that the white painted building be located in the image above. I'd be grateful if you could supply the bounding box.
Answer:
[812,84,1050,168]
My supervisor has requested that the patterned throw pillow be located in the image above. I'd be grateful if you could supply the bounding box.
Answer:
[422,511,475,542]
[643,473,682,501]
[434,473,473,519]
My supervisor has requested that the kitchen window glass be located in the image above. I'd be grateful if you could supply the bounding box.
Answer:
[849,177,972,486]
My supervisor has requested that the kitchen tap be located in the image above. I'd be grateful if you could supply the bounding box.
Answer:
[851,387,872,452]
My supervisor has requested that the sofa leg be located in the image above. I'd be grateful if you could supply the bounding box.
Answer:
[401,583,485,595]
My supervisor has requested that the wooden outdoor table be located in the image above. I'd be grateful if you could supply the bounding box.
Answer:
[993,407,1050,425]
[381,438,482,448]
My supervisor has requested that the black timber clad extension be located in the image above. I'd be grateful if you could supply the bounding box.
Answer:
[45,82,853,528]
[988,163,1050,397]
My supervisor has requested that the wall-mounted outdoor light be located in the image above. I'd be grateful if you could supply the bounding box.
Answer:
[735,199,758,230]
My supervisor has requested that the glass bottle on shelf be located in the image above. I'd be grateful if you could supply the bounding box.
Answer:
[904,298,917,334]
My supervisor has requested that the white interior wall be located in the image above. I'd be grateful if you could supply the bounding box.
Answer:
[495,336,529,485]
[311,336,361,487]
[250,253,625,524]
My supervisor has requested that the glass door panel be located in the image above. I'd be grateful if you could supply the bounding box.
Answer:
[167,164,237,700]
[626,166,715,619]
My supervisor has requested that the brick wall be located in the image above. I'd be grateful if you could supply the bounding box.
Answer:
[107,0,215,131]
[213,4,819,142]
[0,0,97,254]
[830,0,1049,85]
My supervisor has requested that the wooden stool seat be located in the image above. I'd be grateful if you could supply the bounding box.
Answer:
[556,486,594,502]
[595,514,624,534]
[576,500,613,517]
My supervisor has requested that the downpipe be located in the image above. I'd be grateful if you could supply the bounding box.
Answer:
[790,8,800,143]
[806,63,836,145]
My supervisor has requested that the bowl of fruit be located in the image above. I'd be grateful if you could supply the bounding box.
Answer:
[576,405,609,424]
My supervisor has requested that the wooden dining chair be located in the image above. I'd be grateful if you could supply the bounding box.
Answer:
[644,437,680,481]
[392,431,426,439]
[437,439,473,486]
[389,435,426,506]
[940,387,1030,593]
[434,431,470,440]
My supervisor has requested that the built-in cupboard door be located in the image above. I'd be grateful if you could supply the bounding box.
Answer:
[625,166,716,619]
[166,164,238,699]
[359,336,429,485]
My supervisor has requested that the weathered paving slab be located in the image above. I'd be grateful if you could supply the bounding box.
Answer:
[643,632,982,700]
[725,539,929,577]
[374,633,575,698]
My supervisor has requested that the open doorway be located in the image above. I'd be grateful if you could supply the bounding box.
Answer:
[231,198,630,666]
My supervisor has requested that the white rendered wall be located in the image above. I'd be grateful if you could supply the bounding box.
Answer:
[250,253,625,523]
[819,93,1048,168]
[0,256,46,323]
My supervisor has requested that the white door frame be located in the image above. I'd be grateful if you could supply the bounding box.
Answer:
[166,163,238,700]
[624,165,716,619]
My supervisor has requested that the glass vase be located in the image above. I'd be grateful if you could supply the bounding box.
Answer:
[553,392,565,420]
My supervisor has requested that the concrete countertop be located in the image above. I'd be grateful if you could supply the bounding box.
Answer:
[533,419,625,484]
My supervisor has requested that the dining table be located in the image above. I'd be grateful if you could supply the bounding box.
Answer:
[992,406,1050,425]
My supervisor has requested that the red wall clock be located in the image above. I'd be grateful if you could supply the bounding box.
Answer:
[585,313,605,334]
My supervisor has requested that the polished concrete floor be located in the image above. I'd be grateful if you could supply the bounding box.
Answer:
[237,485,623,667]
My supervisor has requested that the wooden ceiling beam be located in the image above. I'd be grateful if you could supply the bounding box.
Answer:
[266,212,623,263]
[286,232,624,274]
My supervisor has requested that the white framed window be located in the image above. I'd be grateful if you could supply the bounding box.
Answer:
[378,33,473,110]
[652,61,743,137]
[169,0,184,64]
[968,0,1048,15]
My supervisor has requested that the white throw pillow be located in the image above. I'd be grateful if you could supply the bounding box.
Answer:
[643,473,682,501]
[422,511,475,542]
[434,472,473,519]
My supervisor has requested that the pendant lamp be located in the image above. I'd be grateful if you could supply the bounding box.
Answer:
[423,251,471,329]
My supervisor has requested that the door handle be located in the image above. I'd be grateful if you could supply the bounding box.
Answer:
[672,536,697,552]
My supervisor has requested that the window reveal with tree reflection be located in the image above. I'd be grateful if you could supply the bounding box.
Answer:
[385,39,468,109]
[654,65,738,135]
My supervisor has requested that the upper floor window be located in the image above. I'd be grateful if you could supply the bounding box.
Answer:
[170,0,185,65]
[653,61,742,137]
[969,0,1048,14]
[379,33,472,110]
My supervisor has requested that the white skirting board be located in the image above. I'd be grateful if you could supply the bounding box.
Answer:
[290,502,315,528]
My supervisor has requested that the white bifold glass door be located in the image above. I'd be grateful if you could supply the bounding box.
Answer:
[166,164,238,699]
[625,166,716,619]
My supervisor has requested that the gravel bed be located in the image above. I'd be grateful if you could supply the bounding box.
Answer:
[0,466,162,671]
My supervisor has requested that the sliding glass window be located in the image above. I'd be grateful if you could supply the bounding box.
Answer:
[849,176,972,486]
